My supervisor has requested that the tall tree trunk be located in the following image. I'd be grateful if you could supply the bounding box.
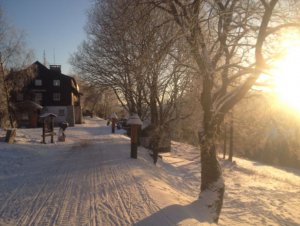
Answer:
[149,75,160,163]
[198,66,225,222]
[223,123,227,159]
[150,73,158,125]
[228,113,234,162]
[150,93,158,125]
[199,130,225,223]
[199,75,225,222]
[0,59,14,128]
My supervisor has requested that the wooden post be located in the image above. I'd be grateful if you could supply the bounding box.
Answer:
[40,113,57,144]
[50,116,54,143]
[127,114,142,159]
[130,124,138,159]
[42,118,46,144]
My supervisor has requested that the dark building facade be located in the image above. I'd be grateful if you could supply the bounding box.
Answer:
[13,61,82,127]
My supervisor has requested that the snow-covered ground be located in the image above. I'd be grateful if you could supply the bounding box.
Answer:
[0,117,299,225]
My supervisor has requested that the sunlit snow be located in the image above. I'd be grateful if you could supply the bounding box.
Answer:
[0,117,299,225]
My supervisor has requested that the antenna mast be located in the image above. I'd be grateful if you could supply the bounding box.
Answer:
[53,48,56,64]
[43,50,47,66]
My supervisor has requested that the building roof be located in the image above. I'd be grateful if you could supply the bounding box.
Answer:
[15,100,43,111]
[31,61,80,94]
[40,113,57,118]
[32,61,69,78]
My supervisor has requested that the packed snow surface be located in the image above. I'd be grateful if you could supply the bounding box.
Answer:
[0,117,299,225]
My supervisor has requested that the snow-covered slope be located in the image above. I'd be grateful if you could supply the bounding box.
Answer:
[0,117,299,225]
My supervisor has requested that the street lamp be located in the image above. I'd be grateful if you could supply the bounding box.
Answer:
[127,114,142,159]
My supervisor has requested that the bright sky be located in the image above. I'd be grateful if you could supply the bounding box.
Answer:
[0,0,92,74]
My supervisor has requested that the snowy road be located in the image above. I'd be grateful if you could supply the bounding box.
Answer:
[0,118,202,226]
[1,117,300,226]
[0,121,162,226]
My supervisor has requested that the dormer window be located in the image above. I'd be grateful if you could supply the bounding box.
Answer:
[53,80,60,86]
[35,79,42,86]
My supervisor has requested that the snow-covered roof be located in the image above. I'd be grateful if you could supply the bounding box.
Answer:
[39,113,57,118]
[127,114,142,125]
[15,100,43,110]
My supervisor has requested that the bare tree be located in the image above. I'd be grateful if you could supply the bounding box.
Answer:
[71,0,149,118]
[71,0,192,135]
[0,8,33,128]
[72,0,300,221]
[146,0,300,222]
[233,92,300,168]
[78,78,119,118]
[140,14,194,153]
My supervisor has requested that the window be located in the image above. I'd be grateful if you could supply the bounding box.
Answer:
[58,109,65,116]
[35,93,42,104]
[53,93,60,101]
[16,93,23,101]
[35,79,42,86]
[53,80,60,86]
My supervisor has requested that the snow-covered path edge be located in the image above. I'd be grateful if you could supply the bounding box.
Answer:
[0,118,213,226]
[0,117,300,225]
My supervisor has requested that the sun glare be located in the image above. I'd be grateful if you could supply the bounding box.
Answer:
[271,39,300,112]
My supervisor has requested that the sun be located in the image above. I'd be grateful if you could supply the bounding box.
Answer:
[271,40,300,112]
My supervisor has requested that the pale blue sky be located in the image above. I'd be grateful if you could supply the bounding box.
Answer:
[0,0,92,74]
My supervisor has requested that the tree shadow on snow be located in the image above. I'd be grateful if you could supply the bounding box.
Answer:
[134,199,215,226]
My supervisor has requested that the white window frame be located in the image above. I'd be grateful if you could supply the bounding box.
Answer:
[35,79,42,86]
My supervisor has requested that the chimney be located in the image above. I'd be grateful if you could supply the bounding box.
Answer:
[49,65,61,73]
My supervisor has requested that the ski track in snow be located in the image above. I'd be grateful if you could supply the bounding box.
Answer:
[1,117,300,226]
[0,120,160,226]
